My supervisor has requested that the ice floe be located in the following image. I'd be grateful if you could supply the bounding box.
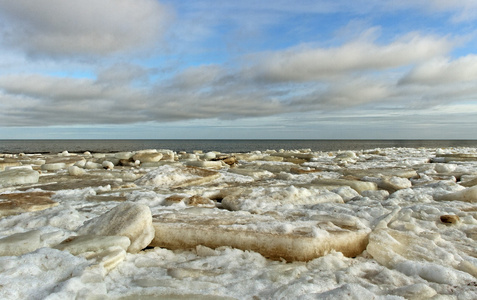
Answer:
[0,147,476,299]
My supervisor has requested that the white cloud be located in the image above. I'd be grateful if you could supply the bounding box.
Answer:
[249,33,452,82]
[0,0,171,58]
[425,0,477,22]
[399,55,477,85]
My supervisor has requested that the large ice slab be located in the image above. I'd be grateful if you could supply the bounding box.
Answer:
[164,194,216,207]
[342,168,418,179]
[133,151,163,163]
[135,165,221,188]
[184,160,226,169]
[367,228,477,284]
[150,208,370,261]
[0,161,21,171]
[435,185,477,202]
[221,186,343,212]
[0,230,41,256]
[377,176,412,192]
[45,155,86,166]
[54,234,130,273]
[0,168,40,187]
[311,178,377,194]
[77,202,154,253]
[41,162,66,171]
[227,168,274,180]
[435,153,477,162]
[54,235,131,255]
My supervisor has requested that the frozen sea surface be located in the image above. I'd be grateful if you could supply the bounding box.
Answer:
[0,146,476,299]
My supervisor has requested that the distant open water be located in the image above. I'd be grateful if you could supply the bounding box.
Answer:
[1,140,477,154]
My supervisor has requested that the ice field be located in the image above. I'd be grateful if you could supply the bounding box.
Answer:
[0,147,476,299]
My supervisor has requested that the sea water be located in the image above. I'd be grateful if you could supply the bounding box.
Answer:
[1,139,477,153]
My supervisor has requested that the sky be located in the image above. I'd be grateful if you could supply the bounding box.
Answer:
[0,1,477,139]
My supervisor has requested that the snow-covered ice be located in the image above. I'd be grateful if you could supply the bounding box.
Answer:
[0,147,476,299]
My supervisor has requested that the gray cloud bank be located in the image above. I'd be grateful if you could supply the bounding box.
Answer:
[1,32,473,127]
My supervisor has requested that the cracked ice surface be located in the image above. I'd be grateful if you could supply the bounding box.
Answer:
[0,147,476,299]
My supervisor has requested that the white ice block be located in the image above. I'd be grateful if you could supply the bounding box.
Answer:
[0,168,40,187]
[0,230,41,256]
[77,202,154,253]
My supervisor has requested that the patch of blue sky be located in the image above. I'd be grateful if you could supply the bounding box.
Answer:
[261,13,349,49]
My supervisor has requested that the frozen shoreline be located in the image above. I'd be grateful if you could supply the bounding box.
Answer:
[0,147,476,299]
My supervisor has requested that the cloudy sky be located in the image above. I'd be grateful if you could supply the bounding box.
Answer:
[0,0,476,139]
